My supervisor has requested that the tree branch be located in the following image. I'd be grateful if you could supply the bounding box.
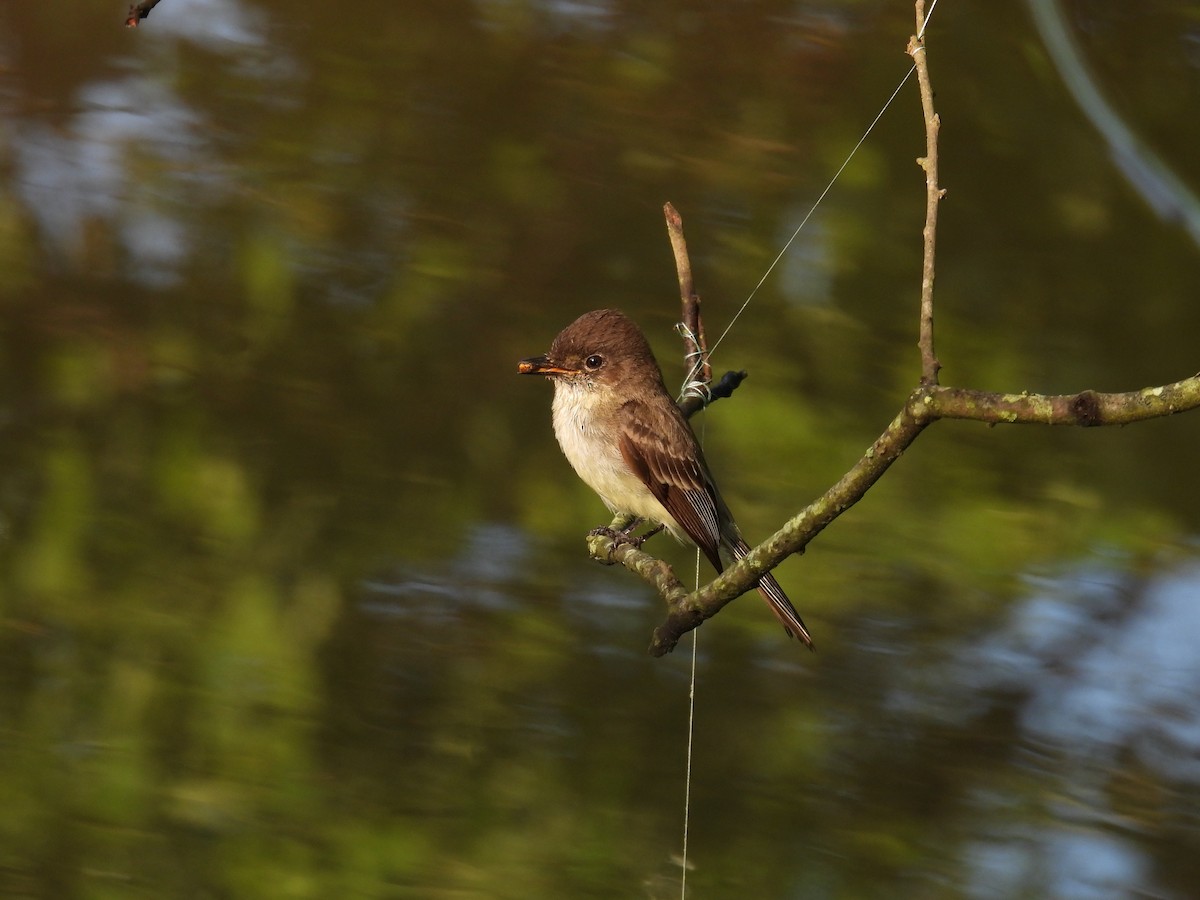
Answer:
[928,379,1200,426]
[648,375,1200,654]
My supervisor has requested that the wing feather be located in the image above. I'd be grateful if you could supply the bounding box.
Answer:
[617,400,724,570]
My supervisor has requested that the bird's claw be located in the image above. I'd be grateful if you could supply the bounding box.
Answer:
[586,520,665,562]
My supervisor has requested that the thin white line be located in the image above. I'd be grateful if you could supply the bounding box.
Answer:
[680,416,704,898]
[679,625,697,898]
[709,63,918,359]
[920,0,940,38]
[706,0,946,359]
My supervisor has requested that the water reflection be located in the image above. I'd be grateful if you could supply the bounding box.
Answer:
[966,828,1151,900]
[13,78,200,279]
[895,558,1200,899]
[1004,561,1200,780]
[363,524,531,617]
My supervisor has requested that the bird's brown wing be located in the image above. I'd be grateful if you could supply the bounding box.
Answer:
[617,399,725,572]
[618,399,815,648]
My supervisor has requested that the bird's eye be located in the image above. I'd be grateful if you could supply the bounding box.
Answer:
[584,354,604,370]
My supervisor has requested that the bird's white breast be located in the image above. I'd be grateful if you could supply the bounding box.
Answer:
[550,379,676,527]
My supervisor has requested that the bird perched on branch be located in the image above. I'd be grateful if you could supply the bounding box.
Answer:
[519,308,813,647]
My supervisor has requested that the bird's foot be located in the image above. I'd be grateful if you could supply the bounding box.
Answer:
[587,519,665,562]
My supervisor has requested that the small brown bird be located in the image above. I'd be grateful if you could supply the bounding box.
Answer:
[519,308,813,647]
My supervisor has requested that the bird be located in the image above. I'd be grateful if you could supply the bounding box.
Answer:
[519,308,813,647]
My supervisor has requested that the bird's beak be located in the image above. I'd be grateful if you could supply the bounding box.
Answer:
[518,354,576,376]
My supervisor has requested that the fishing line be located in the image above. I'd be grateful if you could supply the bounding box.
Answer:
[705,66,915,363]
[679,419,703,898]
[679,605,698,898]
[694,0,940,378]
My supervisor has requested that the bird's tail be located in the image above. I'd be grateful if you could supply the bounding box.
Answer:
[730,539,815,649]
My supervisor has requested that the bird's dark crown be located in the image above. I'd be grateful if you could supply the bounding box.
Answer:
[548,309,659,371]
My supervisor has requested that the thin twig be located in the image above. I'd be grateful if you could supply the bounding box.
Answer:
[665,202,709,385]
[665,202,717,419]
[908,5,944,385]
[125,0,165,27]
[663,204,749,418]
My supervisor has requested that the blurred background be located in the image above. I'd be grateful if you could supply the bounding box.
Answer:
[3,1,1200,897]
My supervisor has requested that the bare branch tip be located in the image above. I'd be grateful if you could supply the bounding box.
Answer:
[126,0,165,26]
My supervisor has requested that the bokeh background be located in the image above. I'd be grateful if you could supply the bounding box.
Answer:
[3,1,1200,897]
